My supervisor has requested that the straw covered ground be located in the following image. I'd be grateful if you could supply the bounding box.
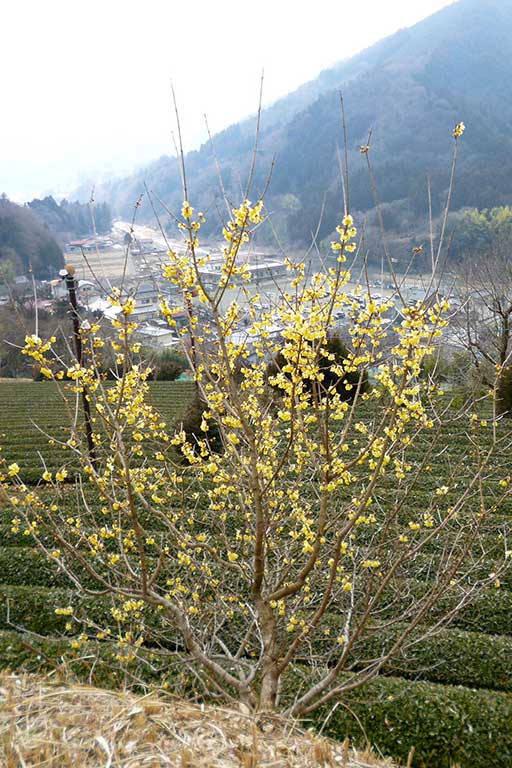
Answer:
[0,673,397,767]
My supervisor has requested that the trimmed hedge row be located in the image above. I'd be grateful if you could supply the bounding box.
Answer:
[354,623,512,692]
[0,583,180,648]
[0,584,112,637]
[386,578,512,635]
[4,561,512,637]
[397,549,512,589]
[0,625,510,768]
[0,629,170,690]
[0,547,79,589]
[0,381,195,481]
[310,673,512,768]
[291,614,512,692]
[2,537,511,599]
[3,580,512,694]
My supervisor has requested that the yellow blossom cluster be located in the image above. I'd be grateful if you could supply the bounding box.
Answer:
[452,121,465,138]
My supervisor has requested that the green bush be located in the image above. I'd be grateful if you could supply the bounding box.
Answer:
[267,331,369,401]
[175,392,223,456]
[396,578,512,636]
[149,349,189,381]
[0,584,110,636]
[357,623,512,692]
[0,583,183,647]
[308,673,512,768]
[3,569,512,695]
[0,547,79,589]
[0,629,171,690]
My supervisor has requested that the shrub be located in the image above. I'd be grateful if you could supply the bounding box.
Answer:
[175,391,223,456]
[268,331,369,402]
[150,349,188,381]
[310,673,512,768]
[5,127,511,722]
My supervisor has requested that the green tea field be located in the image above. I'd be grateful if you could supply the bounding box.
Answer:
[0,382,511,767]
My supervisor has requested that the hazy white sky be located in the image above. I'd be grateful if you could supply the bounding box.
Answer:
[1,0,454,200]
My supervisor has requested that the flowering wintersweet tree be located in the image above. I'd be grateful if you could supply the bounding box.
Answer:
[3,122,512,715]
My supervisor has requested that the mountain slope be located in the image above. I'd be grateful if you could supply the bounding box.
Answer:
[0,197,63,279]
[27,197,112,245]
[97,0,512,255]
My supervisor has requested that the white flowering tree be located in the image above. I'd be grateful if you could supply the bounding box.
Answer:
[3,124,512,716]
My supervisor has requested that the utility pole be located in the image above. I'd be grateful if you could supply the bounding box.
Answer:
[59,265,97,467]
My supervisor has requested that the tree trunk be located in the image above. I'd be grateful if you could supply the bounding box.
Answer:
[257,601,279,711]
[496,365,512,417]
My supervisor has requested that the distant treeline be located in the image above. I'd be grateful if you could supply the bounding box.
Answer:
[28,196,112,243]
[0,195,63,279]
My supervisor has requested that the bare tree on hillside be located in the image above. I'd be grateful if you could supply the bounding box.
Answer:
[456,238,512,414]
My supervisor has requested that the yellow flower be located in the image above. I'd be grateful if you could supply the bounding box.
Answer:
[42,470,52,483]
[452,121,465,138]
[8,463,20,477]
[182,201,194,220]
[121,296,136,315]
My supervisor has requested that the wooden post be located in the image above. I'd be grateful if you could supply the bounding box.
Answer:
[61,265,97,467]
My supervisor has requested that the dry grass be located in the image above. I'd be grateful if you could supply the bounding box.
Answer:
[0,673,398,767]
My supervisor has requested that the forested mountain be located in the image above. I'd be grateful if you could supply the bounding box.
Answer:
[93,0,512,263]
[0,196,63,279]
[27,197,112,244]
